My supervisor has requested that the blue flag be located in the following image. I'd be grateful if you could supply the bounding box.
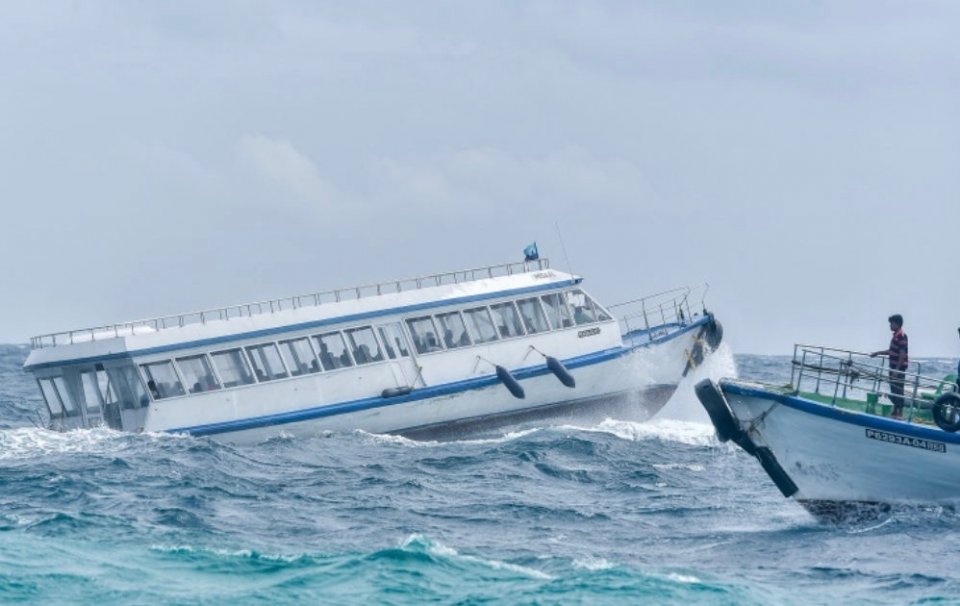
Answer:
[523,242,539,261]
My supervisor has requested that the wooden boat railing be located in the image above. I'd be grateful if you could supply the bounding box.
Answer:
[30,258,553,350]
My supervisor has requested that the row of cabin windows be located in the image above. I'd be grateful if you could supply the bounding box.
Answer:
[137,288,610,401]
[404,289,610,355]
[140,323,414,400]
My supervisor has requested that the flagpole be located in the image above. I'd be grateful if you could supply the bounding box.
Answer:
[555,221,573,275]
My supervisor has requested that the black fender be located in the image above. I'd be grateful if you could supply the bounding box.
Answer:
[933,392,960,432]
[381,386,413,399]
[496,365,525,399]
[694,379,758,456]
[755,447,799,497]
[705,316,723,349]
[546,356,576,388]
[695,379,741,443]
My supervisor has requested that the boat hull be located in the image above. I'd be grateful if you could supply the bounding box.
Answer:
[151,319,713,444]
[703,380,960,517]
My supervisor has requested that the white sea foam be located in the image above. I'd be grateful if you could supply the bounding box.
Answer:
[572,556,615,571]
[358,427,542,448]
[0,426,194,460]
[660,343,738,424]
[400,534,553,580]
[557,417,718,447]
[665,572,702,584]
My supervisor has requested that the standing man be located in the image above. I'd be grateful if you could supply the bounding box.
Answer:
[871,314,909,418]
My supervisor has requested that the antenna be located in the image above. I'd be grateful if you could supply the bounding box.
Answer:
[555,222,573,274]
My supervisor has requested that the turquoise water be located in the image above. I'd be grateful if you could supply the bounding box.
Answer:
[2,344,960,604]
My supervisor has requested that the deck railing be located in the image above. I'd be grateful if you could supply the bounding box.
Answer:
[790,344,957,422]
[30,258,552,350]
[608,284,708,339]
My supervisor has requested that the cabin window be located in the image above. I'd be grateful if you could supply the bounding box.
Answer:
[436,312,472,349]
[38,378,66,417]
[245,343,289,382]
[141,361,186,399]
[177,355,221,393]
[463,307,499,344]
[567,289,611,325]
[95,366,119,408]
[105,365,150,409]
[210,349,256,388]
[314,332,354,370]
[345,327,384,365]
[516,298,550,334]
[540,293,574,329]
[406,317,443,354]
[378,323,411,359]
[80,371,103,413]
[279,337,321,376]
[52,376,79,415]
[489,302,525,338]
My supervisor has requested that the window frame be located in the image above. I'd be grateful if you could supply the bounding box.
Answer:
[405,316,445,354]
[435,311,473,349]
[489,301,526,339]
[244,342,290,383]
[176,353,222,394]
[278,336,322,376]
[344,326,385,366]
[38,377,66,418]
[516,297,551,335]
[313,331,355,371]
[377,323,411,359]
[462,306,500,344]
[209,348,257,389]
[140,360,187,400]
[540,292,575,330]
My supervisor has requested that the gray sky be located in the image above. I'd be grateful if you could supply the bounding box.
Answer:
[1,2,958,355]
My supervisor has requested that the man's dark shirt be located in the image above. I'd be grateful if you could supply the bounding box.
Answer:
[889,329,909,370]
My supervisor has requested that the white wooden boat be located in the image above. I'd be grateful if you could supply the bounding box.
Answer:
[697,345,960,520]
[24,258,722,443]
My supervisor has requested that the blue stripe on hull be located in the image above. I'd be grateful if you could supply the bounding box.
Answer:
[169,315,711,437]
[722,382,960,445]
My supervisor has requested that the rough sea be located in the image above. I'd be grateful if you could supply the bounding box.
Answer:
[2,343,960,605]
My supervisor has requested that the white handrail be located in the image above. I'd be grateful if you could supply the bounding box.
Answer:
[31,258,553,349]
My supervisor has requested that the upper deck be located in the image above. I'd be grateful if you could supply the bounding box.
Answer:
[25,259,579,368]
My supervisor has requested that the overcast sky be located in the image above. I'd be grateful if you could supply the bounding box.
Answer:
[1,2,957,355]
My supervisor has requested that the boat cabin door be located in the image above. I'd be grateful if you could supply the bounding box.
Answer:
[376,323,420,388]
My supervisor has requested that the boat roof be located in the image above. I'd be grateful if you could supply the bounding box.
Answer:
[26,259,581,369]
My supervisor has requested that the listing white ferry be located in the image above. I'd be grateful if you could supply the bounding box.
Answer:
[24,258,722,443]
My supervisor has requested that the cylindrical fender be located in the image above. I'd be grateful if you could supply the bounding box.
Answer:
[695,379,740,443]
[496,365,525,399]
[933,392,960,432]
[705,317,723,349]
[381,386,413,399]
[546,356,576,388]
[755,446,799,497]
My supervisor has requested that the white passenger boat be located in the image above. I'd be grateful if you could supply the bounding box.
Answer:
[696,345,960,520]
[24,258,722,444]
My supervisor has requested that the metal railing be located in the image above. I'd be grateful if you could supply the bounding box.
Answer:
[789,344,957,422]
[608,284,707,339]
[30,258,553,350]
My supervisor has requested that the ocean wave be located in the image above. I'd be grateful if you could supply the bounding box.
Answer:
[0,426,194,461]
[555,418,719,446]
